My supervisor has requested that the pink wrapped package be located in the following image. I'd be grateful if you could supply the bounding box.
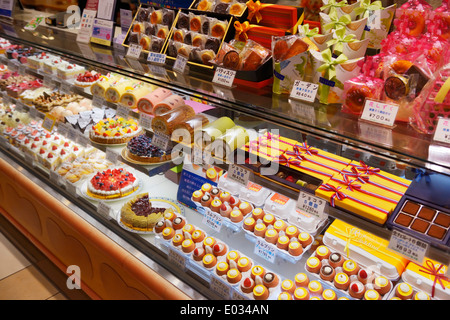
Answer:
[410,63,450,135]
[342,74,384,115]
[427,1,450,41]
[393,0,433,37]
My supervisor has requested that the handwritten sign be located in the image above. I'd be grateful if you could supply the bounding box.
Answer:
[388,229,428,263]
[290,80,319,102]
[212,67,236,87]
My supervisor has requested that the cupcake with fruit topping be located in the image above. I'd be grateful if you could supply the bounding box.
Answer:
[193,247,206,261]
[349,280,366,299]
[172,233,184,247]
[251,265,265,280]
[342,259,359,276]
[294,287,310,300]
[226,250,240,265]
[192,229,205,243]
[334,272,350,291]
[240,277,255,294]
[395,283,413,300]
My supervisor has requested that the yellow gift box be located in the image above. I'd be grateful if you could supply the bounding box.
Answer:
[324,219,409,279]
[403,258,450,299]
[242,132,298,162]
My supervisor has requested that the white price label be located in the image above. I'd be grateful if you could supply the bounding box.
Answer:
[173,54,188,74]
[297,191,327,219]
[43,75,55,88]
[116,104,130,119]
[97,201,112,219]
[138,113,152,131]
[60,81,72,94]
[388,229,428,264]
[126,44,142,60]
[168,247,186,271]
[92,95,105,108]
[57,123,70,137]
[192,147,205,166]
[148,64,167,77]
[18,64,27,76]
[433,118,450,145]
[290,80,319,102]
[151,133,171,151]
[147,52,166,65]
[202,210,223,232]
[254,238,276,263]
[15,100,26,112]
[24,153,35,165]
[67,127,79,142]
[212,67,236,87]
[227,164,250,187]
[361,99,399,127]
[7,61,17,72]
[105,148,118,165]
[210,275,231,299]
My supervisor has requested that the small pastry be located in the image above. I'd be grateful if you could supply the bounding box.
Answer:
[182,224,195,235]
[251,265,265,280]
[251,208,265,221]
[196,0,212,11]
[173,29,185,43]
[154,220,166,233]
[357,269,370,284]
[193,247,205,261]
[206,167,218,181]
[200,193,212,207]
[201,183,212,193]
[162,227,175,240]
[212,242,227,256]
[237,256,252,272]
[414,291,431,300]
[190,15,202,32]
[328,252,344,268]
[243,217,256,232]
[240,277,255,294]
[210,198,222,213]
[192,34,206,48]
[278,292,292,300]
[192,190,203,202]
[211,21,227,39]
[264,228,278,244]
[202,253,217,268]
[305,256,321,273]
[229,2,245,15]
[281,279,295,294]
[334,272,350,291]
[172,233,184,246]
[230,209,244,223]
[216,261,229,276]
[374,275,391,296]
[298,232,312,247]
[253,285,269,300]
[293,287,310,300]
[192,229,206,243]
[309,238,321,253]
[164,211,177,222]
[308,280,323,296]
[262,213,276,226]
[150,10,163,25]
[181,238,195,253]
[322,289,337,300]
[219,202,232,218]
[315,245,331,261]
[263,272,279,288]
[319,265,335,282]
[342,259,360,276]
[229,196,240,208]
[349,281,366,299]
[172,216,186,230]
[273,220,287,233]
[253,222,267,237]
[285,225,299,238]
[210,187,220,198]
[139,36,151,50]
[203,236,216,249]
[364,289,381,300]
[227,268,242,284]
[238,202,252,215]
[395,283,413,300]
[288,241,303,256]
[226,250,240,264]
[219,191,231,203]
[294,273,309,287]
[276,235,290,250]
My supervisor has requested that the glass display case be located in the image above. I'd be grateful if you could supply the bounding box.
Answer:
[0,1,448,301]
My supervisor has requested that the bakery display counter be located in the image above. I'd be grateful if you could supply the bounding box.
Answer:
[0,2,449,301]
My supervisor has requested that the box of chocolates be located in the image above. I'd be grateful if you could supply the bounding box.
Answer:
[189,0,248,19]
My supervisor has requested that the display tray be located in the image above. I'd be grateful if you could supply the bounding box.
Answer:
[120,148,176,166]
[117,197,186,234]
[80,176,143,202]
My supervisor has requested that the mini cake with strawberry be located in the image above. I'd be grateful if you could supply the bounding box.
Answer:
[57,63,85,80]
[74,71,101,88]
[90,117,142,145]
[87,168,139,200]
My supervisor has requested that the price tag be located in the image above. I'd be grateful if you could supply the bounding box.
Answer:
[212,67,236,87]
[2,94,11,106]
[65,181,78,196]
[24,153,35,166]
[138,113,152,131]
[388,229,428,264]
[92,95,105,108]
[147,64,167,77]
[15,100,26,112]
[173,54,188,74]
[227,164,250,187]
[116,104,130,119]
[43,75,55,88]
[202,210,223,232]
[59,81,73,94]
[105,148,118,165]
[167,247,186,271]
[151,133,171,151]
[18,64,27,76]
[97,201,112,219]
[290,98,315,124]
[77,133,91,148]
[210,275,231,299]
[147,52,166,65]
[0,135,9,148]
[57,123,70,137]
[42,114,56,132]
[361,99,399,127]
[296,191,327,219]
[7,60,17,72]
[126,44,142,60]
[29,106,39,119]
[433,118,450,145]
[290,80,319,102]
[254,238,276,263]
[67,127,79,142]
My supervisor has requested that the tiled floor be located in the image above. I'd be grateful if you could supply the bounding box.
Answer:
[0,215,91,300]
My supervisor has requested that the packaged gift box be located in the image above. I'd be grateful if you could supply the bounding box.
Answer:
[246,0,304,32]
[234,21,286,50]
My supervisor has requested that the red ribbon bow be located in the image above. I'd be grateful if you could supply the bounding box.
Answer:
[416,260,450,298]
[319,183,347,206]
[355,161,381,175]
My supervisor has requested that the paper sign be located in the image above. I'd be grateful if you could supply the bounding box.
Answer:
[126,44,142,60]
[254,238,276,263]
[138,113,152,131]
[227,164,250,186]
[119,9,132,33]
[433,118,450,145]
[290,80,319,102]
[151,133,171,151]
[97,201,111,219]
[210,275,231,299]
[297,191,326,219]
[91,18,114,46]
[388,229,428,264]
[361,99,399,127]
[168,247,186,271]
[173,54,188,74]
[212,67,236,87]
[0,0,15,18]
[42,114,56,132]
[77,9,97,43]
[202,210,223,232]
[105,148,118,165]
[147,52,166,65]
